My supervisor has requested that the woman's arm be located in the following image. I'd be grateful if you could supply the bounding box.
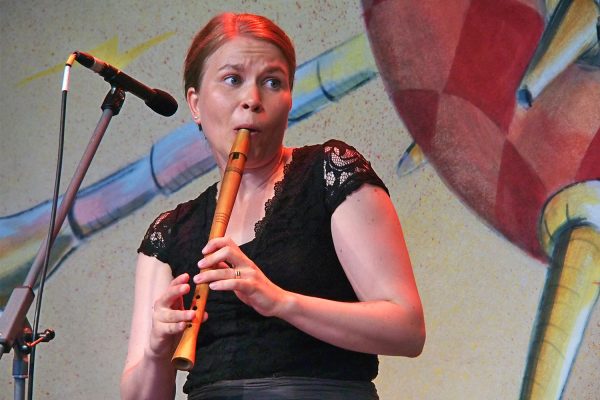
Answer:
[280,184,425,356]
[197,184,425,357]
[120,254,196,400]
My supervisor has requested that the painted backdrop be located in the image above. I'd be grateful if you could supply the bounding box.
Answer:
[1,1,598,399]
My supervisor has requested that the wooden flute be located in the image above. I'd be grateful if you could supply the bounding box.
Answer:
[172,128,250,371]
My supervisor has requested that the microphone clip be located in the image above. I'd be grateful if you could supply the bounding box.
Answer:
[101,87,126,116]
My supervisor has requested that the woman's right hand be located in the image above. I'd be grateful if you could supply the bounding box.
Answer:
[122,257,201,399]
[147,273,204,359]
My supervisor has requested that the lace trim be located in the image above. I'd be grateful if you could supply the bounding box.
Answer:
[254,149,297,237]
[152,213,171,244]
[324,142,369,189]
[139,211,172,259]
[254,142,376,237]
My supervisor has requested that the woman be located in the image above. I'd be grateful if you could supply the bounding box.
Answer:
[121,13,425,400]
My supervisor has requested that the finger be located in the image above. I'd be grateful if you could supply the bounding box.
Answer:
[155,275,191,308]
[197,246,238,271]
[171,321,189,334]
[208,278,245,292]
[201,236,238,255]
[171,272,190,286]
[155,308,196,324]
[154,321,188,339]
[193,265,235,284]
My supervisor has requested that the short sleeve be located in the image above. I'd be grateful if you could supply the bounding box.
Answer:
[323,139,389,213]
[137,210,175,264]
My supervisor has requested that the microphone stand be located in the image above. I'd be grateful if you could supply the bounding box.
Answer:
[0,86,126,400]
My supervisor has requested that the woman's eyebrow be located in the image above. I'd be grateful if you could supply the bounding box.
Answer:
[263,65,287,75]
[218,63,243,72]
[217,63,287,75]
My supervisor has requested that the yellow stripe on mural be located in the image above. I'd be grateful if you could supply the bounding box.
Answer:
[17,31,175,87]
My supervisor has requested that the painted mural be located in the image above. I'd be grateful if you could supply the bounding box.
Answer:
[0,1,598,399]
[363,0,600,398]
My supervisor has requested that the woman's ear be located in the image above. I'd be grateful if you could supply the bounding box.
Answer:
[186,87,201,122]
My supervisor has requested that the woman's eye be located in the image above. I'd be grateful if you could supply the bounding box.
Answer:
[264,78,282,89]
[224,75,241,85]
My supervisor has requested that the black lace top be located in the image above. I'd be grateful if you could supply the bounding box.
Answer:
[138,140,388,393]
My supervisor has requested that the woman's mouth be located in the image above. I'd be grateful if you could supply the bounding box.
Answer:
[235,126,259,134]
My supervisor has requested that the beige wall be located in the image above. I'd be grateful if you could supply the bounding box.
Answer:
[0,1,598,399]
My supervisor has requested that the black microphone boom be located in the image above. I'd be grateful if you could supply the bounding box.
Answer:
[74,51,178,117]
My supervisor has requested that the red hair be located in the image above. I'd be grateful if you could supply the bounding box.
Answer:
[184,13,296,93]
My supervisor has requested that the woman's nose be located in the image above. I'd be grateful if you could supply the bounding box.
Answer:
[241,85,262,112]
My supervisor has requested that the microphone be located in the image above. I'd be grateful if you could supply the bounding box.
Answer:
[74,51,178,117]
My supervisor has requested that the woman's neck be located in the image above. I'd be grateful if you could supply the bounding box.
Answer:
[217,146,291,198]
[216,146,291,244]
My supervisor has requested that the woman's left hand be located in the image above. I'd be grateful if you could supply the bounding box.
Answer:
[194,237,288,317]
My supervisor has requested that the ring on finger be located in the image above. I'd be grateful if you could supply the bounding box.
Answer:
[234,268,241,279]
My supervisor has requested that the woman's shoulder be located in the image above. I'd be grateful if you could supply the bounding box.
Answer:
[291,139,360,158]
[322,139,368,163]
[149,182,218,228]
[288,139,377,182]
[318,139,376,176]
[138,183,217,260]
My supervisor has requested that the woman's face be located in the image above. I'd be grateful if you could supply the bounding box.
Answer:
[187,36,293,169]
